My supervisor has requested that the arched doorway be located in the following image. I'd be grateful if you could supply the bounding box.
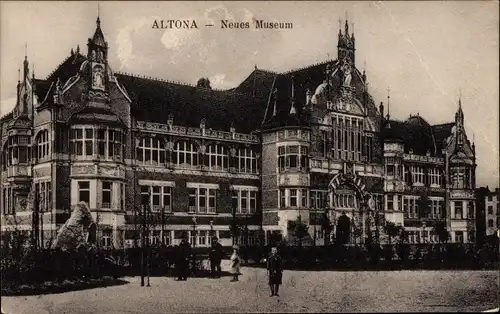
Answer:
[328,162,370,245]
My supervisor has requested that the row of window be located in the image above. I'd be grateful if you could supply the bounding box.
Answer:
[2,182,52,215]
[137,183,258,214]
[453,201,475,219]
[317,116,367,162]
[77,181,125,210]
[278,145,308,172]
[137,140,258,174]
[402,197,444,219]
[3,135,31,166]
[70,127,124,160]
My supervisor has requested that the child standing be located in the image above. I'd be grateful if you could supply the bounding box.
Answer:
[230,245,241,282]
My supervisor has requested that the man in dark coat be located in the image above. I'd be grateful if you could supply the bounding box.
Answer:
[209,237,223,278]
[267,246,283,297]
[176,236,191,280]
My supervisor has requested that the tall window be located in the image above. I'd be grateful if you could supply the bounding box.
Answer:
[187,185,217,213]
[121,183,125,211]
[289,189,298,207]
[36,130,50,161]
[78,181,90,204]
[310,190,328,209]
[140,184,173,212]
[238,148,257,173]
[280,188,286,208]
[454,201,463,219]
[452,167,466,189]
[2,188,13,215]
[278,145,308,172]
[136,137,166,165]
[334,193,355,208]
[85,129,94,156]
[206,144,228,170]
[173,141,198,168]
[101,230,112,248]
[387,195,394,211]
[301,189,308,208]
[429,168,441,186]
[385,158,395,176]
[412,166,425,184]
[404,196,419,218]
[35,181,52,212]
[6,135,31,165]
[232,188,257,214]
[101,181,112,209]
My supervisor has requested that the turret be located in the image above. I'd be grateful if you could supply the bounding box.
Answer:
[337,15,355,65]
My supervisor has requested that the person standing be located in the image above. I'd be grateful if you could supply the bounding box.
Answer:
[267,247,283,297]
[176,236,191,281]
[230,245,241,282]
[209,237,223,278]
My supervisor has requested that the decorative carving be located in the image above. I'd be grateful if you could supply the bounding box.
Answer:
[165,141,175,151]
[200,118,206,129]
[198,145,206,154]
[91,63,105,91]
[73,165,95,175]
[167,113,174,127]
[230,147,237,157]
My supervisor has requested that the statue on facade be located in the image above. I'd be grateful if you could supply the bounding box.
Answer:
[342,61,352,87]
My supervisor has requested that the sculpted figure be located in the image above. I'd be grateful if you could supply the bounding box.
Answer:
[342,62,352,86]
[51,202,95,250]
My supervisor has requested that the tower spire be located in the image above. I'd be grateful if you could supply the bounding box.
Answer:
[345,11,349,34]
[97,1,101,27]
[386,87,391,119]
[23,43,29,82]
[459,88,462,109]
[290,75,296,115]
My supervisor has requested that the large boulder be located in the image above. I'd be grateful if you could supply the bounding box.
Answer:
[51,202,95,250]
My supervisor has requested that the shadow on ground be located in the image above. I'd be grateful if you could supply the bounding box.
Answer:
[129,268,234,279]
[1,277,129,297]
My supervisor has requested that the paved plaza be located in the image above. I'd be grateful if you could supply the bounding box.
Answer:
[1,266,498,313]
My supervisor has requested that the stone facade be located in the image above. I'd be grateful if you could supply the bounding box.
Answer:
[0,17,478,248]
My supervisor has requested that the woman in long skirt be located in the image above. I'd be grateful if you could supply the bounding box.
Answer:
[230,245,241,282]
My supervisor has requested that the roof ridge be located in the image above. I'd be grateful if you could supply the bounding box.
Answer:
[46,52,84,80]
[282,59,336,75]
[432,122,455,127]
[115,71,268,99]
[115,71,195,87]
[256,68,279,75]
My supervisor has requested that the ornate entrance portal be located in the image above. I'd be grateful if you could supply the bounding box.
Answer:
[328,162,373,245]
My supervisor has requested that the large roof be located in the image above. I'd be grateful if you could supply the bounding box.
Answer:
[246,59,380,130]
[382,117,454,156]
[115,73,268,134]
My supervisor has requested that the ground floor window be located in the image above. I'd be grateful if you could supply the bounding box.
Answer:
[101,230,112,249]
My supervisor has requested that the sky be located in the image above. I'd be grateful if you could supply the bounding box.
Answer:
[1,1,499,188]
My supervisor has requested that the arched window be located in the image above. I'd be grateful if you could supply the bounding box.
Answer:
[173,140,198,168]
[136,137,165,165]
[206,144,228,171]
[6,135,31,165]
[36,130,50,161]
[238,148,257,174]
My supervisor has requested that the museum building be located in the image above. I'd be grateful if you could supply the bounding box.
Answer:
[0,16,477,248]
